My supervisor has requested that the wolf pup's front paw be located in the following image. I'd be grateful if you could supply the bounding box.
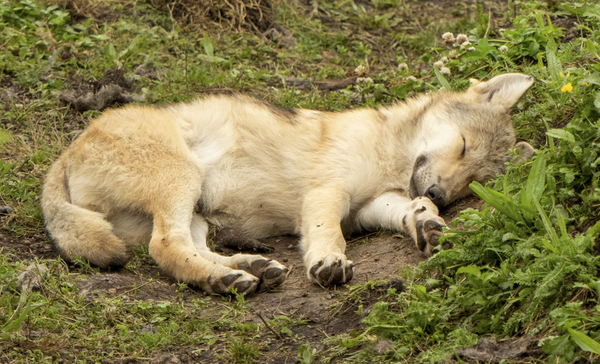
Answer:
[416,218,445,256]
[308,253,354,287]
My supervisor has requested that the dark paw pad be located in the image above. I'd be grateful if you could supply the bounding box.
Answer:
[265,267,283,280]
[238,258,288,291]
[416,219,445,253]
[309,259,354,287]
[221,273,242,287]
[233,279,255,293]
[209,273,258,295]
[250,258,271,272]
[423,220,444,246]
[259,266,289,291]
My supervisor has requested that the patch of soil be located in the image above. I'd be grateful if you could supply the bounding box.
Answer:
[0,230,55,262]
[552,15,586,44]
[47,0,124,25]
[152,0,275,32]
[76,273,204,302]
[0,75,34,120]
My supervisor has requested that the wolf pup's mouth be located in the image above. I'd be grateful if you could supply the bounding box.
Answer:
[409,175,420,200]
[409,155,427,199]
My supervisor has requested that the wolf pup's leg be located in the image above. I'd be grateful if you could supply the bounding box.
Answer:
[189,215,289,291]
[357,192,446,256]
[148,195,261,295]
[299,187,355,287]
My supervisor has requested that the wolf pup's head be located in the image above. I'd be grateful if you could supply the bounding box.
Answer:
[409,73,535,208]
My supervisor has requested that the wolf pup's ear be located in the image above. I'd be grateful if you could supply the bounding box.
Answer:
[468,73,534,111]
[513,141,535,164]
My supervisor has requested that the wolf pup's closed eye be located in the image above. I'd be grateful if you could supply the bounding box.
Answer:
[41,73,534,294]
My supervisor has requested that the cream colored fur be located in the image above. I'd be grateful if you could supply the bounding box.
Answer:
[41,73,535,294]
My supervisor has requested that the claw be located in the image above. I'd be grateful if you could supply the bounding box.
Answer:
[309,254,354,287]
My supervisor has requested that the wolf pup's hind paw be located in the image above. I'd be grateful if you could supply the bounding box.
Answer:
[237,258,289,292]
[309,254,354,287]
[207,270,259,295]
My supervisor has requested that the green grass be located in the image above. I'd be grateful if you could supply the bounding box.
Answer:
[2,0,600,362]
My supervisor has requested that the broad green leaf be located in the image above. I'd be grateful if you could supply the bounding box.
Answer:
[568,328,600,355]
[197,54,226,63]
[525,154,546,206]
[586,39,600,60]
[583,4,600,20]
[584,74,600,86]
[559,167,575,184]
[476,38,493,56]
[546,47,562,83]
[542,334,575,361]
[535,13,545,28]
[595,92,600,110]
[433,66,451,90]
[107,43,116,61]
[457,265,481,276]
[546,36,558,53]
[201,33,214,57]
[0,130,12,146]
[547,129,575,144]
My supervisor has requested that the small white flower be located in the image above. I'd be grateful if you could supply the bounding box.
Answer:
[357,77,374,87]
[448,50,457,58]
[459,41,472,50]
[467,47,476,51]
[442,32,454,41]
[407,76,418,82]
[433,61,444,68]
[355,65,367,76]
[440,67,451,75]
[440,56,448,62]
[456,34,469,45]
[442,32,455,45]
[498,45,508,54]
[398,63,409,70]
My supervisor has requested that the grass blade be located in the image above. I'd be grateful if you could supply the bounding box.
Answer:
[568,328,600,355]
[534,199,560,250]
[526,154,546,206]
[433,66,452,90]
[470,181,520,221]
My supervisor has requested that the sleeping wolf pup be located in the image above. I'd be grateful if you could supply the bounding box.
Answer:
[42,73,534,295]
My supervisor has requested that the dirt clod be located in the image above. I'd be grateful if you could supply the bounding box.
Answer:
[16,263,49,293]
[60,84,145,112]
[455,337,537,363]
[150,353,182,364]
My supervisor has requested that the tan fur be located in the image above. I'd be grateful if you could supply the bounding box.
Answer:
[41,73,535,293]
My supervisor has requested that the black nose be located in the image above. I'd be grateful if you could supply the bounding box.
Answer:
[425,185,445,208]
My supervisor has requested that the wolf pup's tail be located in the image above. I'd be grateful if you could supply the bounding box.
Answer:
[41,157,129,267]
